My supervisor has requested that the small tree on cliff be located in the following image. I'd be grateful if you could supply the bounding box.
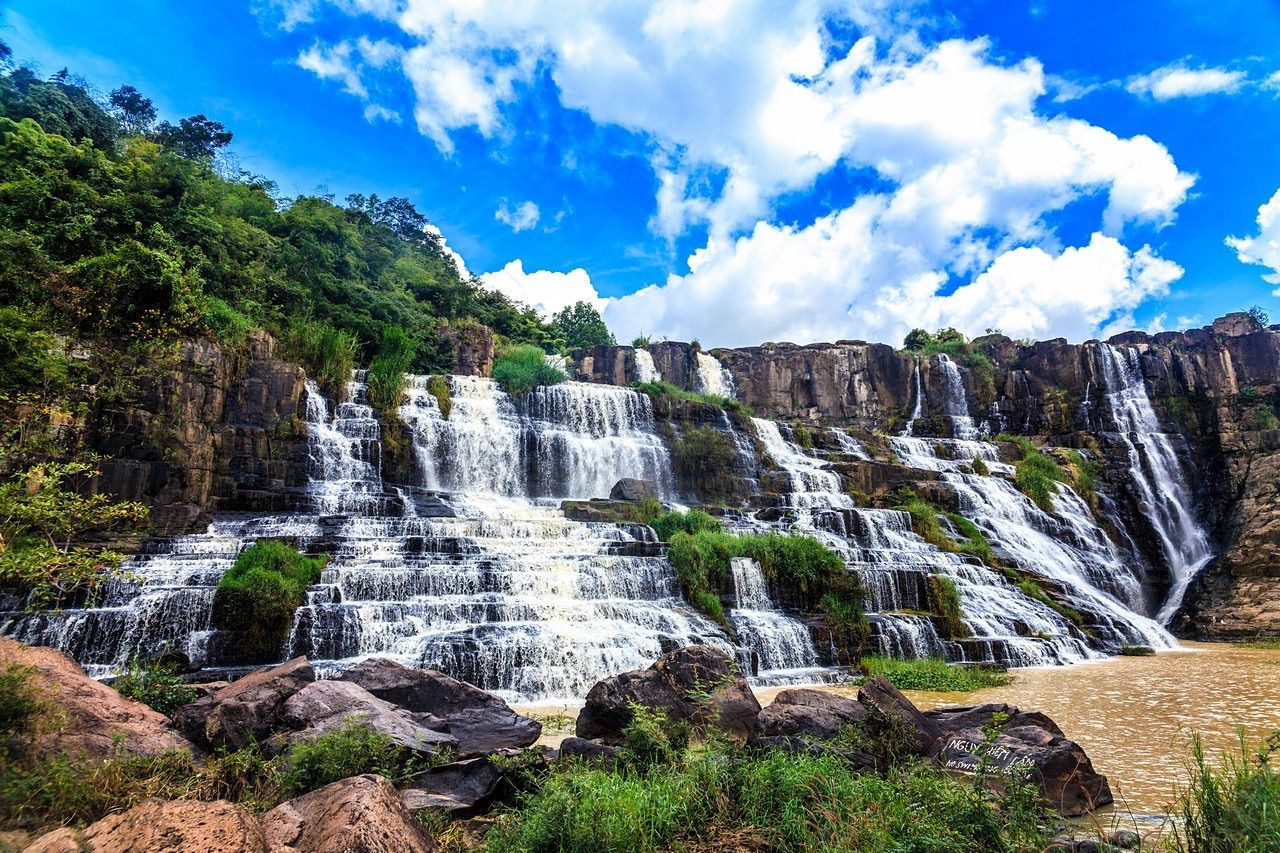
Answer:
[551,301,615,350]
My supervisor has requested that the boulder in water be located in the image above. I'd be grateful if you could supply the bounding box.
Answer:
[0,637,194,761]
[575,644,760,743]
[756,688,867,739]
[338,658,540,756]
[262,774,434,853]
[609,478,659,502]
[174,656,315,750]
[925,702,1064,737]
[26,799,268,853]
[275,680,458,756]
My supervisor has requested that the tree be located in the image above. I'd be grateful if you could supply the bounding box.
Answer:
[902,329,934,351]
[551,301,615,350]
[154,113,232,159]
[108,85,156,135]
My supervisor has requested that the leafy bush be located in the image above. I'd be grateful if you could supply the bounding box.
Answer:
[1170,730,1280,853]
[283,719,424,795]
[202,296,255,348]
[551,301,615,349]
[861,656,1012,692]
[366,326,416,415]
[211,540,327,663]
[113,658,197,716]
[900,328,996,393]
[650,508,722,542]
[281,318,358,395]
[621,705,690,767]
[633,380,751,416]
[929,575,967,638]
[493,344,567,395]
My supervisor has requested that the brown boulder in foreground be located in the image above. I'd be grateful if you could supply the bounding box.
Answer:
[174,657,315,750]
[261,774,434,853]
[25,799,268,852]
[0,637,193,761]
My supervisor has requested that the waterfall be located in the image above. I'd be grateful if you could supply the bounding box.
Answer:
[751,418,852,509]
[693,352,736,398]
[936,354,979,439]
[826,428,870,460]
[731,557,771,609]
[728,557,820,675]
[304,376,390,515]
[1095,344,1213,621]
[633,349,660,384]
[904,360,924,435]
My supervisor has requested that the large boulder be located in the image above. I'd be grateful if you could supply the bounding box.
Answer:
[276,680,457,757]
[339,658,539,756]
[576,645,760,744]
[931,722,1113,816]
[609,478,658,502]
[0,638,193,761]
[857,676,942,755]
[261,774,434,853]
[400,757,503,816]
[756,688,867,740]
[25,799,267,852]
[925,702,1064,737]
[175,657,315,750]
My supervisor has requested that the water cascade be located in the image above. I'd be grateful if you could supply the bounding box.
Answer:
[728,557,820,676]
[904,360,924,435]
[936,354,980,439]
[693,352,736,399]
[633,349,660,384]
[1094,345,1213,621]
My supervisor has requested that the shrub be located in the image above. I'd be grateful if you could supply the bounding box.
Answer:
[929,575,967,638]
[281,318,358,396]
[282,719,423,795]
[971,456,990,476]
[366,326,416,415]
[621,705,690,767]
[493,344,567,395]
[861,656,1012,692]
[1064,450,1100,505]
[650,508,722,542]
[212,540,327,663]
[202,296,255,348]
[633,380,751,416]
[426,374,452,420]
[671,426,739,476]
[631,335,652,348]
[997,435,1068,511]
[1170,730,1280,853]
[0,664,42,755]
[113,658,198,716]
[792,423,814,449]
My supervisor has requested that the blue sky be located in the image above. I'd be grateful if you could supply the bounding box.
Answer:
[5,1,1280,347]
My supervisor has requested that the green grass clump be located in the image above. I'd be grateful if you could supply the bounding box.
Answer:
[633,380,751,416]
[281,318,358,396]
[493,344,567,395]
[1170,730,1280,853]
[212,540,327,663]
[861,656,1012,692]
[0,663,43,755]
[113,659,198,716]
[486,742,1046,852]
[1064,449,1100,505]
[426,374,452,420]
[1234,639,1280,650]
[366,326,416,415]
[650,508,722,541]
[282,718,427,795]
[670,426,739,478]
[996,435,1069,511]
[929,575,968,638]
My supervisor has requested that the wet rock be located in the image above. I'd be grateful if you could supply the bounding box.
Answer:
[174,657,315,750]
[1110,828,1141,849]
[925,702,1064,737]
[756,688,867,740]
[26,799,268,852]
[261,774,433,853]
[400,757,503,815]
[576,644,761,744]
[609,478,658,502]
[930,722,1113,816]
[0,638,193,761]
[338,658,539,756]
[857,676,942,755]
[276,680,457,756]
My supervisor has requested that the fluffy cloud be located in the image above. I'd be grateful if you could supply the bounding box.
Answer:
[481,259,603,317]
[1126,64,1246,100]
[495,200,541,232]
[1226,187,1280,290]
[280,1,1195,345]
[295,36,403,120]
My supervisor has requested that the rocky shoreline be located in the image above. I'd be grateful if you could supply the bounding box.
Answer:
[4,637,1140,852]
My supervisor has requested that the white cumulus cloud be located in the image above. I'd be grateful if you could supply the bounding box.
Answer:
[481,259,604,317]
[495,200,541,232]
[1227,187,1280,290]
[1126,64,1246,100]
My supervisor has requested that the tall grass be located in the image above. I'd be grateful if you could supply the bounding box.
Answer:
[366,326,416,415]
[632,379,751,416]
[492,344,567,395]
[280,317,359,395]
[996,434,1070,511]
[861,656,1012,692]
[1168,730,1280,853]
[212,540,327,662]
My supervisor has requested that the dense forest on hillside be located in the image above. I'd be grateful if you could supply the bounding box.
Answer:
[0,44,615,406]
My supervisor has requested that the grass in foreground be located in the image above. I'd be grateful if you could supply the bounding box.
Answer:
[1168,730,1280,853]
[861,655,1013,692]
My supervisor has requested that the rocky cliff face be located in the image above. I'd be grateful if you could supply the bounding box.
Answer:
[569,313,1280,639]
[75,331,311,534]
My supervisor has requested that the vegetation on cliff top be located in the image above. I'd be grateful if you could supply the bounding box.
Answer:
[492,344,569,395]
[632,380,752,416]
[900,327,996,393]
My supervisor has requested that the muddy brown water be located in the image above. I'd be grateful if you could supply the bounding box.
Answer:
[519,642,1280,820]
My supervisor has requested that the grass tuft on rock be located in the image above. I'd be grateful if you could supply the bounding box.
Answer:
[492,344,567,395]
[632,380,752,416]
[113,659,198,716]
[212,540,327,663]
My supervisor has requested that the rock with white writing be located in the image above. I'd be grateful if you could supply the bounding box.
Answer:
[930,723,1113,816]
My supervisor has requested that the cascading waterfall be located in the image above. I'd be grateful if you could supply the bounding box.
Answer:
[305,375,391,515]
[936,354,979,439]
[752,418,852,510]
[904,360,924,435]
[1095,344,1213,622]
[633,349,660,384]
[728,557,820,676]
[693,352,736,398]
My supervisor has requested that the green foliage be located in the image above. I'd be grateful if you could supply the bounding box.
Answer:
[970,455,990,476]
[0,306,70,399]
[900,328,996,392]
[631,335,652,348]
[1251,409,1280,431]
[1234,639,1280,650]
[0,663,42,755]
[551,300,616,349]
[492,344,568,395]
[281,318,358,395]
[621,705,690,767]
[666,530,737,625]
[670,426,738,479]
[212,540,326,663]
[282,719,424,796]
[792,423,814,449]
[486,741,1047,852]
[1238,386,1262,404]
[112,659,197,716]
[633,380,751,416]
[426,374,452,420]
[861,656,1012,692]
[997,435,1069,511]
[650,508,722,542]
[929,575,968,638]
[1064,449,1100,505]
[366,326,416,415]
[0,459,148,609]
[202,297,255,348]
[1170,730,1280,853]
